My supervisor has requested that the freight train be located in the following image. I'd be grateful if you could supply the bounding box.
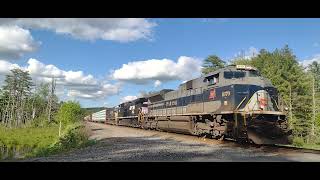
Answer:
[85,65,293,145]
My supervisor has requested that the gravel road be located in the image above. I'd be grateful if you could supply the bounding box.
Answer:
[27,122,320,162]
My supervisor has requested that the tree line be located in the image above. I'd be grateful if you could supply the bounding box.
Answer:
[0,68,66,128]
[202,45,320,144]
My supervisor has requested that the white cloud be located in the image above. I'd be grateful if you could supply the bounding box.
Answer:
[300,54,320,67]
[63,71,97,86]
[26,58,64,78]
[120,95,138,103]
[233,46,259,60]
[111,56,202,85]
[0,60,21,74]
[0,18,156,60]
[0,18,156,42]
[0,58,120,100]
[154,80,162,87]
[0,25,39,59]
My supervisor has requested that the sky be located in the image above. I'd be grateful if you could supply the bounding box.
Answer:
[0,18,320,108]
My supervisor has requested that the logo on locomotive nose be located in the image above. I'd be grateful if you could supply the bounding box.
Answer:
[222,90,231,97]
[209,89,216,99]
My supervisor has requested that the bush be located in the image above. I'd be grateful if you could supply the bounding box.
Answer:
[33,124,94,157]
[292,136,305,147]
[31,114,52,128]
[55,101,84,125]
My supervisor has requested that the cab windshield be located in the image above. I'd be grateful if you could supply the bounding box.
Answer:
[224,71,246,79]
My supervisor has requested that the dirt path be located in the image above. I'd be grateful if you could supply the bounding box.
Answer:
[27,122,320,162]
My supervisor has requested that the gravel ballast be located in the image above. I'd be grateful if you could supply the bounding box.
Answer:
[26,122,320,162]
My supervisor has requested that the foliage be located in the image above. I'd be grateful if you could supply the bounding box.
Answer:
[30,123,94,158]
[0,69,91,160]
[83,107,105,116]
[0,125,59,159]
[308,61,320,90]
[201,55,226,74]
[292,136,304,147]
[0,123,93,159]
[232,45,318,143]
[55,101,84,125]
[0,126,59,149]
[0,69,34,127]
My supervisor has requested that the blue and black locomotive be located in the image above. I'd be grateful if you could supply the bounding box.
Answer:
[87,65,292,145]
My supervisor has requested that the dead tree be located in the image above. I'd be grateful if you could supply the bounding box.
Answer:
[311,76,316,136]
[47,77,56,123]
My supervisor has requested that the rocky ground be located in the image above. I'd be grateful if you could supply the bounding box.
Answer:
[27,122,320,162]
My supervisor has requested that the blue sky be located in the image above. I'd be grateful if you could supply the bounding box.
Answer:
[1,18,320,108]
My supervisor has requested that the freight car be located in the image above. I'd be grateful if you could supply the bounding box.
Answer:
[86,65,292,145]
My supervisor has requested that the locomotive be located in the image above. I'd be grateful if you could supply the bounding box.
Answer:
[86,65,292,145]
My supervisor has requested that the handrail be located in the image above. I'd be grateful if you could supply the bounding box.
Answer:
[235,96,247,111]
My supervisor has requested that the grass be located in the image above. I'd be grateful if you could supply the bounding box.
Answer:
[300,144,320,150]
[0,126,59,149]
[30,123,95,158]
[292,136,320,150]
[0,122,95,160]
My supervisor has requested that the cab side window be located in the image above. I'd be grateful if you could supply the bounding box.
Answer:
[205,73,219,85]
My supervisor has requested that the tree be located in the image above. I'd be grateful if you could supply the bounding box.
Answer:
[30,83,49,120]
[0,88,4,123]
[46,77,57,123]
[55,101,84,125]
[230,45,313,139]
[308,61,320,90]
[307,61,320,139]
[201,55,226,74]
[1,68,34,127]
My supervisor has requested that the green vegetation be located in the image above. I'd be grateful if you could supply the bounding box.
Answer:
[83,107,105,116]
[201,55,226,74]
[0,69,93,160]
[56,101,84,125]
[31,123,94,158]
[204,45,320,149]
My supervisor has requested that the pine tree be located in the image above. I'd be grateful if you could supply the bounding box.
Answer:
[201,55,226,74]
[232,45,313,139]
[1,69,34,127]
[307,61,320,140]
